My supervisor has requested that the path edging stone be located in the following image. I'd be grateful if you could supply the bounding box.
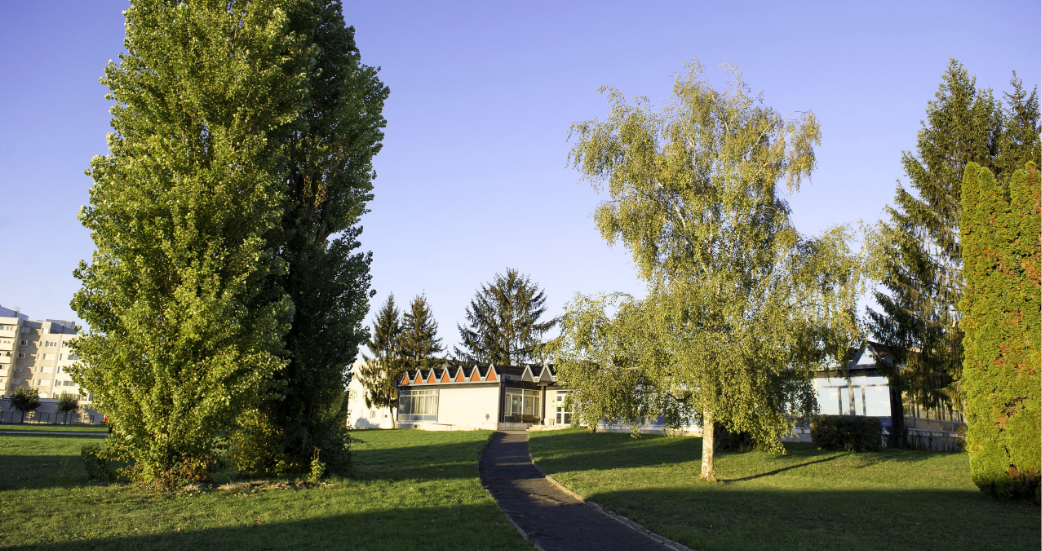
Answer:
[527,450,696,551]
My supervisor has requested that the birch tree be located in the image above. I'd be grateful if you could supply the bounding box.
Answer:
[560,61,863,481]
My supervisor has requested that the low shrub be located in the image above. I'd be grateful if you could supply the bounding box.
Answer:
[714,424,760,452]
[80,444,120,481]
[810,415,883,452]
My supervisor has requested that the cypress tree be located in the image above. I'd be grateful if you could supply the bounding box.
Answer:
[867,60,1039,441]
[71,0,306,485]
[399,294,444,371]
[961,162,1040,499]
[455,268,558,365]
[245,0,388,476]
[358,294,403,425]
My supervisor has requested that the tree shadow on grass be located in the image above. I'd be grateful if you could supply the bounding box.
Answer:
[584,486,1040,551]
[0,503,533,551]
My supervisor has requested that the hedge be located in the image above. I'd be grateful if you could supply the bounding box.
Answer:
[810,415,883,452]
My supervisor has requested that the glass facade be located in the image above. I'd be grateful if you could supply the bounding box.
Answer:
[506,388,540,421]
[398,389,439,422]
[815,376,890,417]
[555,391,572,425]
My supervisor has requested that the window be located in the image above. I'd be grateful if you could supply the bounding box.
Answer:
[41,353,50,360]
[555,391,573,425]
[397,389,439,422]
[506,388,540,420]
[17,353,24,359]
[20,341,27,346]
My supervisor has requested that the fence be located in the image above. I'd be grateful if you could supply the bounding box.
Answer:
[906,428,964,452]
[0,411,100,425]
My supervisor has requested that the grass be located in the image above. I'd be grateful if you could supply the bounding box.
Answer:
[529,429,1039,551]
[0,429,532,551]
[0,424,108,433]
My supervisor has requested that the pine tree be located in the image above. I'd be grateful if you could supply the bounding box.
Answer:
[244,0,389,476]
[399,294,444,371]
[358,294,403,426]
[70,0,305,485]
[455,268,558,365]
[961,162,1040,499]
[868,61,1040,443]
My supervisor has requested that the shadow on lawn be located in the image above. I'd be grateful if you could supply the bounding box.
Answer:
[531,430,949,476]
[0,435,490,491]
[2,503,529,551]
[585,487,1040,551]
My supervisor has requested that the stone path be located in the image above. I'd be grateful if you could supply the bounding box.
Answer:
[480,431,680,551]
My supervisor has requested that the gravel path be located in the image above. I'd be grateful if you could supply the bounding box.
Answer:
[480,430,678,551]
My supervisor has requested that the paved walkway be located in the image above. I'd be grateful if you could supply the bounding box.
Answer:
[480,431,677,551]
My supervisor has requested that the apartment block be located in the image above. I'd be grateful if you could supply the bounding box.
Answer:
[0,304,85,400]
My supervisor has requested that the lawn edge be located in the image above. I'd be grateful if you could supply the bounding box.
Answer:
[527,441,698,551]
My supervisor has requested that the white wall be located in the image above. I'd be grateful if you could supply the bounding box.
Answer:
[434,385,500,430]
[345,373,396,429]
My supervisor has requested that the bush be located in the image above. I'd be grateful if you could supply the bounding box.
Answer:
[714,424,760,452]
[81,444,119,482]
[810,415,883,452]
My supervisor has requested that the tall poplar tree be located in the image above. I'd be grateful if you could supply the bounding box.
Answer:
[961,163,1040,499]
[245,0,388,475]
[455,269,558,365]
[358,294,403,426]
[560,61,864,481]
[399,294,444,371]
[867,61,1039,433]
[71,0,306,485]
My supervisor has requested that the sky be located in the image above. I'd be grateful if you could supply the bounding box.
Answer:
[0,1,1039,354]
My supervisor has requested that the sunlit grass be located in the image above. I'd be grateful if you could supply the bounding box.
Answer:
[529,428,1039,551]
[0,430,532,550]
[0,424,108,433]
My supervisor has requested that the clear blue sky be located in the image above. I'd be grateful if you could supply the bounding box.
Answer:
[1,1,1039,353]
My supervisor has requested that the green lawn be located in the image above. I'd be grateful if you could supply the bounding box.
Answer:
[0,430,532,551]
[0,424,108,433]
[529,429,1039,551]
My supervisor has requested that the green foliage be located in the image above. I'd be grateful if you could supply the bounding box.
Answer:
[10,386,41,423]
[455,268,558,365]
[81,444,120,482]
[71,0,312,486]
[358,294,404,422]
[399,293,444,371]
[56,392,80,424]
[868,60,1041,420]
[560,61,866,481]
[809,415,883,452]
[713,424,760,453]
[308,448,327,483]
[961,163,1041,499]
[251,0,387,477]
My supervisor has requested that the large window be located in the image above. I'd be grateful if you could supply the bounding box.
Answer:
[506,388,540,421]
[815,376,890,416]
[398,389,439,422]
[555,391,573,425]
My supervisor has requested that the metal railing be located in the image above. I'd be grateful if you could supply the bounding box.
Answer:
[0,411,100,425]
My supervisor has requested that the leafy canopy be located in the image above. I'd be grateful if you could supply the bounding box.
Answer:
[560,61,865,480]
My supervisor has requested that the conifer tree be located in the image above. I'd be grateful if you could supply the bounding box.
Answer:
[399,294,444,371]
[243,0,388,476]
[70,0,305,485]
[961,162,1040,499]
[455,269,558,365]
[867,61,1040,439]
[358,295,403,426]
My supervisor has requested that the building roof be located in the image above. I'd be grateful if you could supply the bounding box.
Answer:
[398,363,557,388]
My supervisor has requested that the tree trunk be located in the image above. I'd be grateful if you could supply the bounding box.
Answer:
[700,407,717,482]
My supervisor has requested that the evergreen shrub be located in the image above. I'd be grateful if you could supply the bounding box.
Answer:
[961,163,1041,500]
[810,415,883,452]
